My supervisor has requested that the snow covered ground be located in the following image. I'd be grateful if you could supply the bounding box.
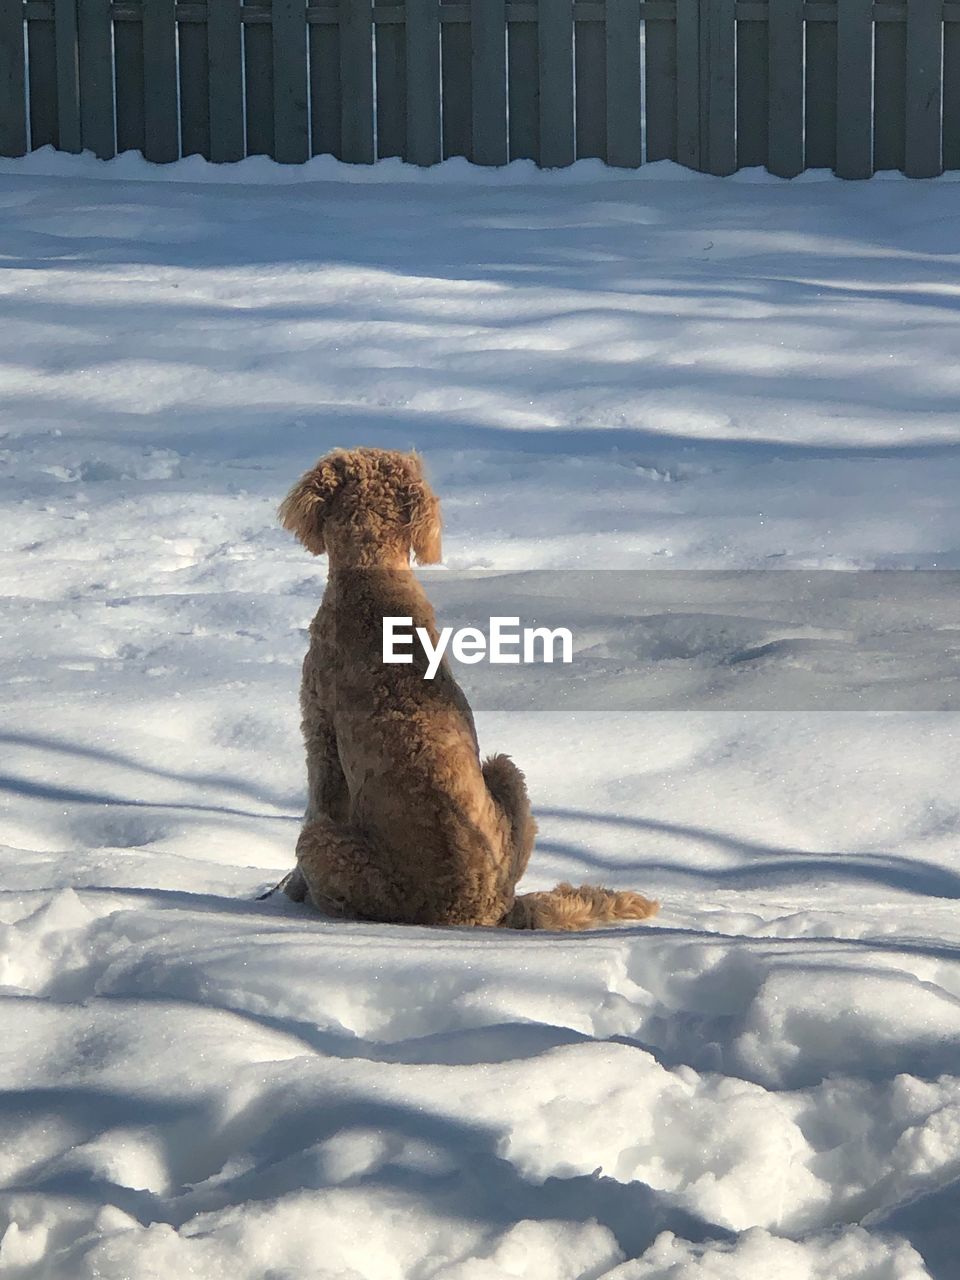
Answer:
[1,150,960,1279]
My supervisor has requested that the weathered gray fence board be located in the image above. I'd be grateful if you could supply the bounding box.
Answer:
[507,12,538,160]
[576,12,605,159]
[244,8,274,155]
[736,12,767,167]
[27,15,59,148]
[768,0,803,175]
[471,0,506,163]
[441,0,472,159]
[539,0,575,166]
[309,2,341,157]
[873,16,905,171]
[375,0,405,158]
[835,0,872,177]
[804,14,837,169]
[178,13,209,156]
[406,0,441,163]
[904,0,943,177]
[704,0,735,173]
[53,0,81,152]
[0,0,27,155]
[208,0,244,161]
[943,20,960,168]
[340,0,375,162]
[143,0,179,162]
[675,0,700,167]
[77,0,114,156]
[8,0,960,180]
[273,0,310,163]
[114,13,145,153]
[645,14,677,160]
[606,0,641,166]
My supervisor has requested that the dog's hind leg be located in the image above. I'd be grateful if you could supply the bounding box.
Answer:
[482,753,537,887]
[295,816,404,922]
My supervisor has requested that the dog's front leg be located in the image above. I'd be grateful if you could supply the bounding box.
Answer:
[257,705,347,904]
[303,707,349,827]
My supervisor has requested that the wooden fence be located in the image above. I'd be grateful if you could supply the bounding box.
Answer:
[0,0,956,178]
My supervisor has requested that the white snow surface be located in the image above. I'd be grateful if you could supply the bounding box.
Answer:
[1,151,960,1280]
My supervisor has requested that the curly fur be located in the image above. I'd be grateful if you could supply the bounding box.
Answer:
[277,447,659,931]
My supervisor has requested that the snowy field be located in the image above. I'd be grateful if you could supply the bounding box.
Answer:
[1,150,960,1279]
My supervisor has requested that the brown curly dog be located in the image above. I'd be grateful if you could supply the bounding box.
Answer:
[276,447,659,931]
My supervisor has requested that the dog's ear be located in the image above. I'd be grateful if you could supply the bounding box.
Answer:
[278,455,341,556]
[405,462,442,565]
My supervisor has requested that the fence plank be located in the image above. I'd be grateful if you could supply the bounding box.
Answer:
[114,11,145,153]
[274,0,309,161]
[310,2,341,157]
[507,10,538,159]
[676,0,700,167]
[0,0,27,155]
[407,0,441,163]
[539,0,574,166]
[575,11,604,159]
[441,0,472,158]
[944,19,960,168]
[245,3,274,155]
[375,0,404,157]
[605,0,641,166]
[873,14,905,171]
[645,14,677,161]
[341,0,375,161]
[27,16,59,148]
[54,0,81,153]
[208,0,244,160]
[275,0,310,161]
[77,0,114,157]
[768,0,803,175]
[804,14,837,170]
[143,0,179,161]
[179,12,210,156]
[736,11,767,168]
[703,0,735,173]
[835,0,873,177]
[472,0,506,164]
[905,0,943,177]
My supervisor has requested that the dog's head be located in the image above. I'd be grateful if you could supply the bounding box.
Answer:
[279,448,442,566]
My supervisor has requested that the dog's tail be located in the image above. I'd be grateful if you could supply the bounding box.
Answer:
[500,882,659,931]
